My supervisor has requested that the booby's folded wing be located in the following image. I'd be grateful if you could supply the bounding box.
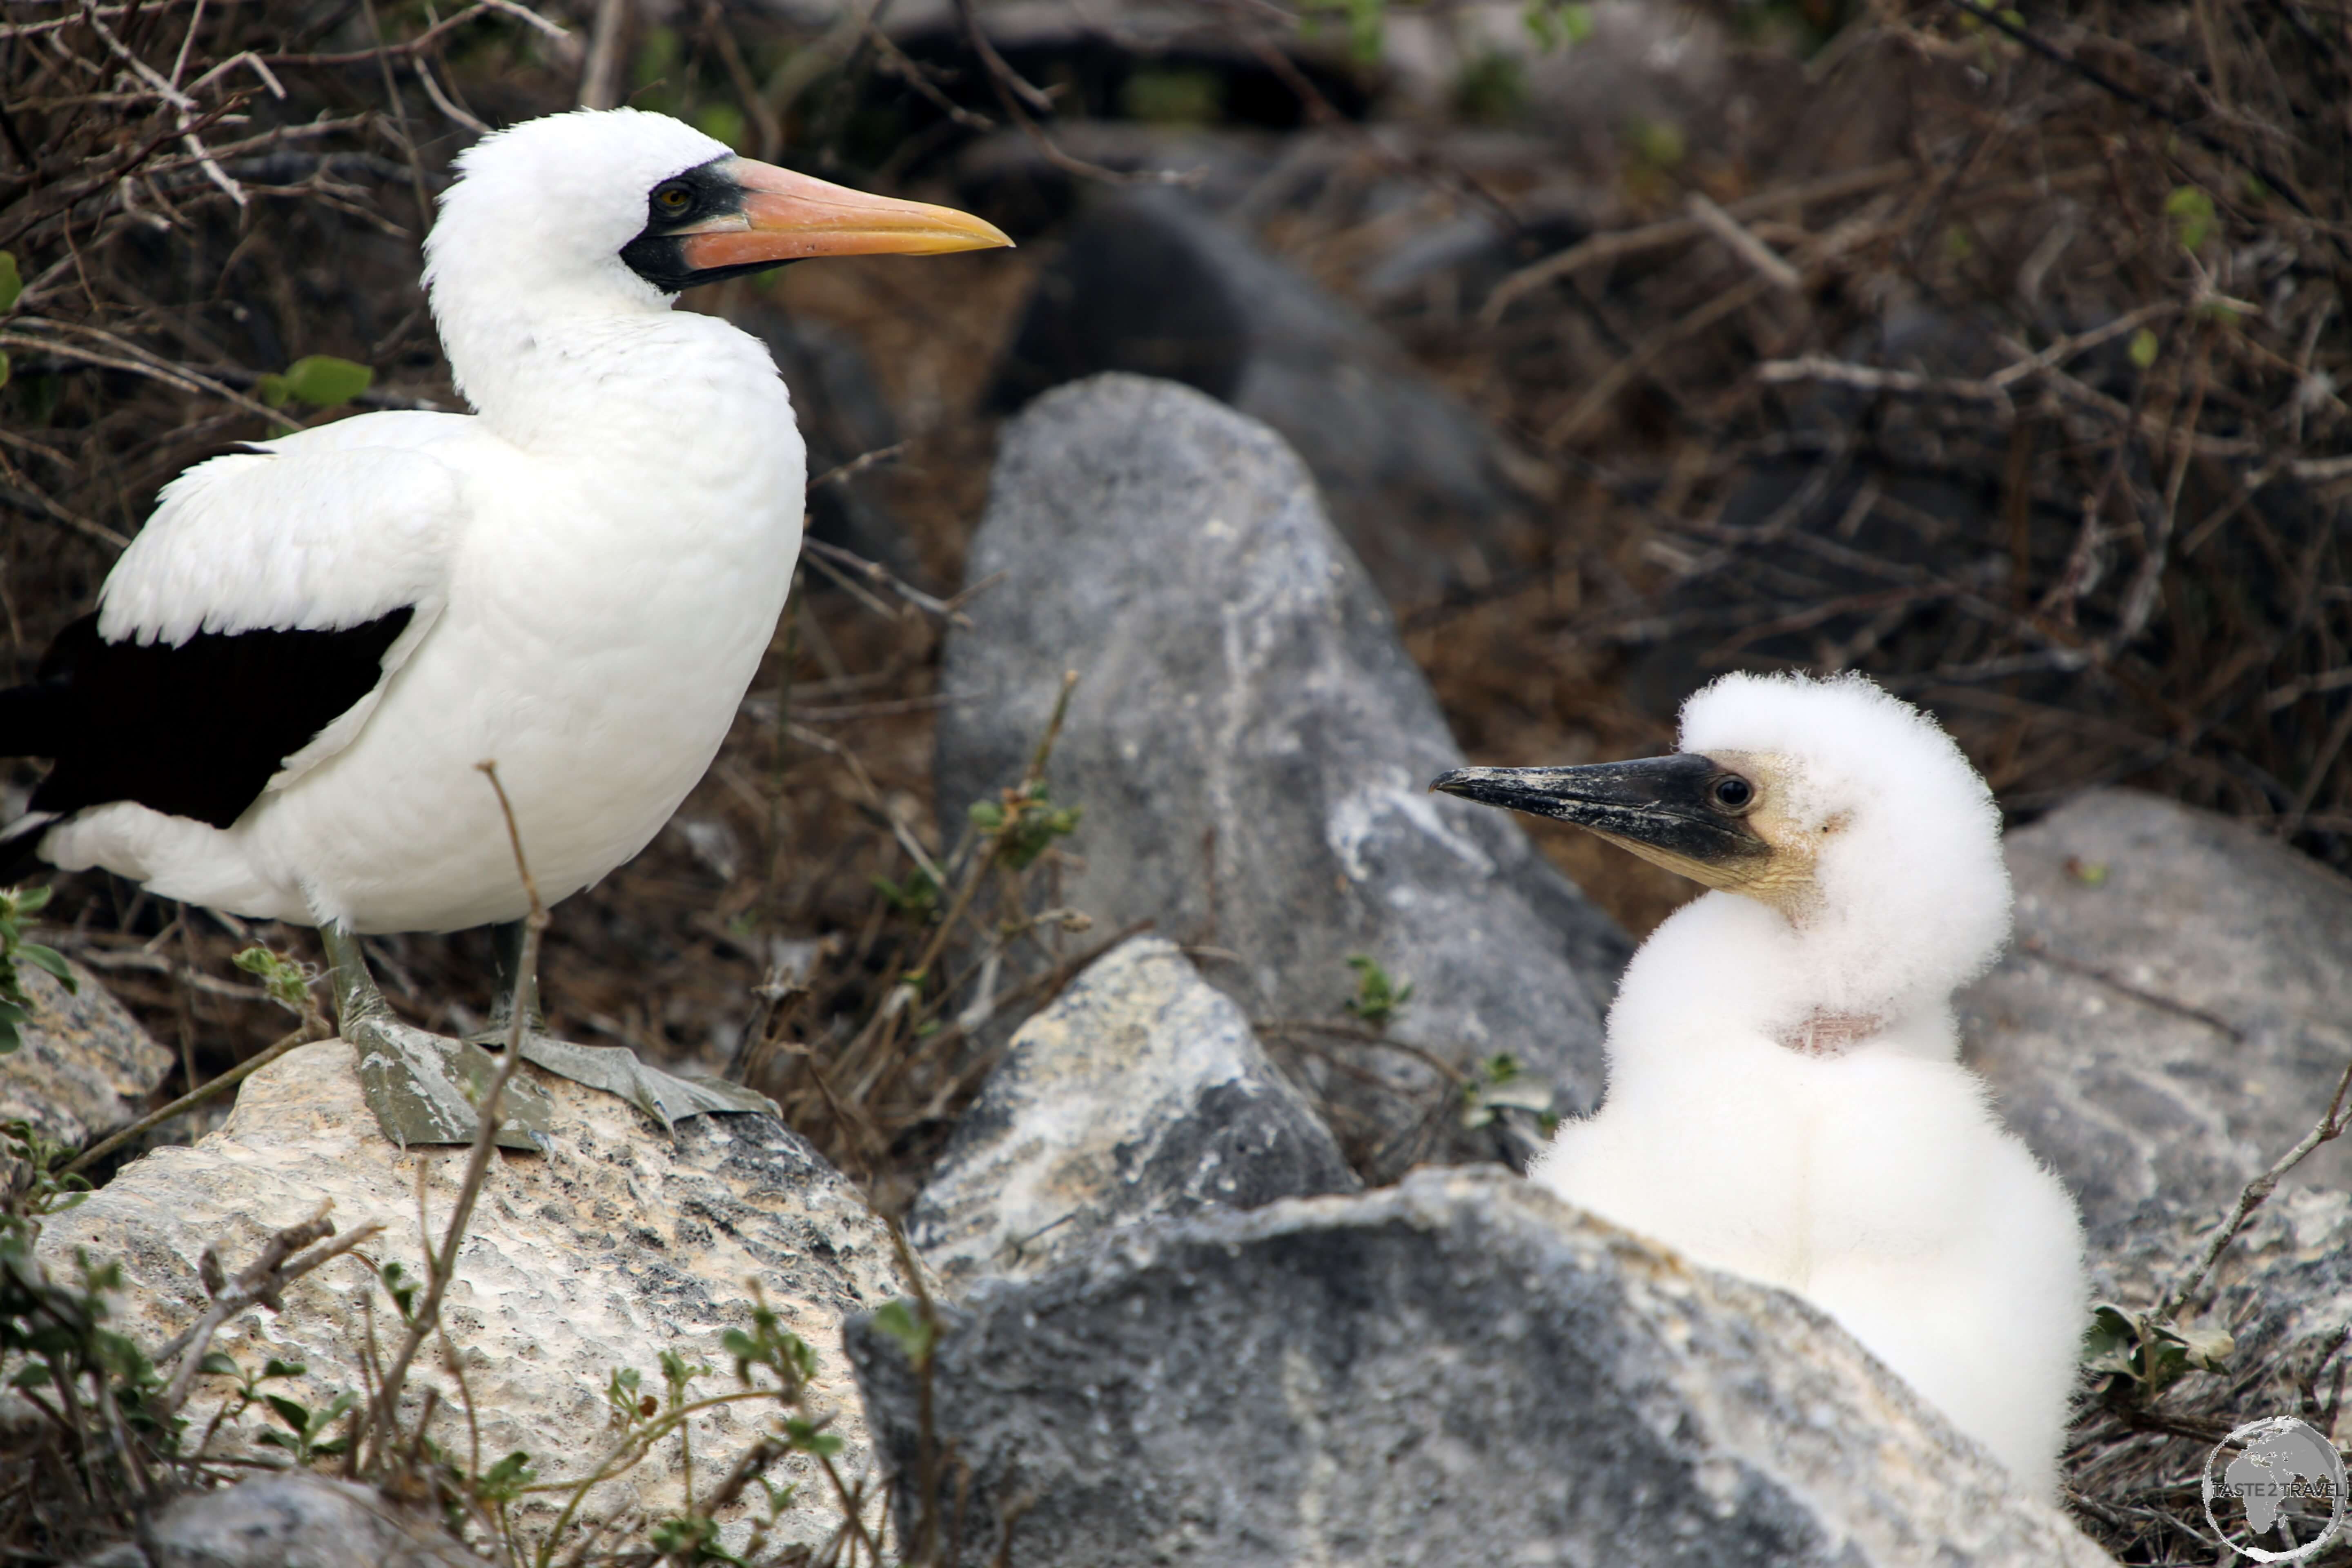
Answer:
[4,421,470,834]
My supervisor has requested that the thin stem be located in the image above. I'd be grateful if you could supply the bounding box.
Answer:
[2163,1058,2352,1321]
[363,762,548,1472]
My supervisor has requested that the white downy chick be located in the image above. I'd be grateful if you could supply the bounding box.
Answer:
[1434,671,2085,1494]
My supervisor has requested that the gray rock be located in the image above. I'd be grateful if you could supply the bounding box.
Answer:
[74,1475,493,1568]
[40,1041,899,1548]
[905,934,1356,1292]
[2072,1181,2352,1556]
[0,960,170,1151]
[937,374,1626,1178]
[849,1167,2115,1568]
[987,191,1545,604]
[2090,1181,2352,1352]
[1960,788,2352,1241]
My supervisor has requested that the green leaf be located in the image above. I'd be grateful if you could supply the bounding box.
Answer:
[263,1393,313,1431]
[479,1450,536,1494]
[266,356,374,411]
[870,1298,934,1363]
[19,944,75,993]
[2082,1303,2139,1377]
[0,350,10,393]
[2126,329,2160,371]
[1342,955,1413,1029]
[198,1352,242,1378]
[2165,186,2216,252]
[11,1362,53,1389]
[0,252,19,314]
[784,1417,843,1457]
[261,1357,306,1380]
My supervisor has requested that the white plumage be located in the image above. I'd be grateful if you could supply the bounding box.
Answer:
[45,115,795,929]
[5,108,1007,1139]
[22,109,1005,933]
[1437,672,2085,1493]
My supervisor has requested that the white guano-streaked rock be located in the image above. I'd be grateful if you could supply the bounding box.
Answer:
[40,1041,902,1548]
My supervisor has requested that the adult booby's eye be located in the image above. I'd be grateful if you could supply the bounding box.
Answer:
[1711,775,1754,810]
[653,181,695,217]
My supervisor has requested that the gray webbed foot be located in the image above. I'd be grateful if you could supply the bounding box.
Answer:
[323,921,550,1151]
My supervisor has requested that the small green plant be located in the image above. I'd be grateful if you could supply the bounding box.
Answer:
[255,1385,357,1464]
[1342,955,1414,1029]
[0,886,77,1055]
[872,864,942,920]
[1460,1052,1558,1132]
[867,1297,935,1367]
[2083,1301,2234,1401]
[1520,0,1593,51]
[2165,185,2218,252]
[233,943,318,1014]
[257,354,373,411]
[969,782,1083,872]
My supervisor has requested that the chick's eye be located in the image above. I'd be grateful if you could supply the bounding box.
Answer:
[1711,775,1754,810]
[654,183,694,215]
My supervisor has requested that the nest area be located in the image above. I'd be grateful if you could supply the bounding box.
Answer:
[0,0,2347,1558]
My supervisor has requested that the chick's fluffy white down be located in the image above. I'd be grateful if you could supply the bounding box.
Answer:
[1532,673,2085,1494]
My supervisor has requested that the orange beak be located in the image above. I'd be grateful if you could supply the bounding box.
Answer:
[677,157,1012,271]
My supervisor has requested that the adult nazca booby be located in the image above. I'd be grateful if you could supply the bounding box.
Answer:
[1433,672,2085,1493]
[0,109,1009,1145]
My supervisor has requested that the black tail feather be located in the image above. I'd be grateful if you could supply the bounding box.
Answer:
[0,676,71,762]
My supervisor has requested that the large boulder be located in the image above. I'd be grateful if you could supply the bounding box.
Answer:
[849,1167,2115,1567]
[936,374,1626,1179]
[0,960,170,1152]
[40,1041,900,1547]
[905,934,1356,1292]
[987,192,1547,605]
[1960,788,2352,1241]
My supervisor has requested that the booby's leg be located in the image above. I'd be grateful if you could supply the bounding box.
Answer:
[459,918,777,1136]
[481,918,545,1038]
[321,921,550,1152]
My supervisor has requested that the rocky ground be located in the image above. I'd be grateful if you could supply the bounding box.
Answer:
[2,0,2348,1564]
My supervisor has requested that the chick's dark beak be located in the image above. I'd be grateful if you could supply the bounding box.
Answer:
[1430,755,1770,873]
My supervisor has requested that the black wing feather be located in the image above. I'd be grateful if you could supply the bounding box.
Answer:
[3,608,414,831]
